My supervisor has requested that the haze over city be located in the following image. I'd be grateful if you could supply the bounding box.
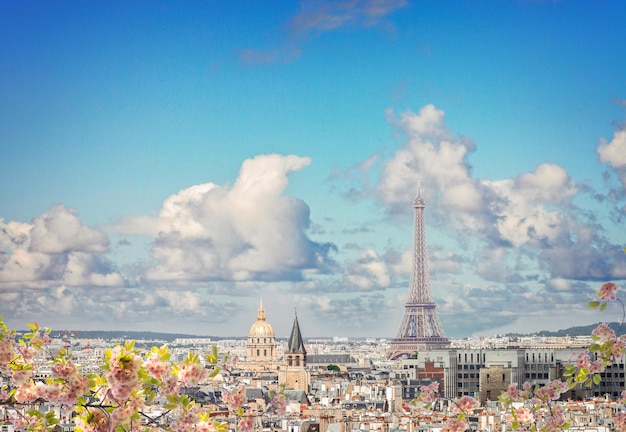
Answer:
[1,1,625,340]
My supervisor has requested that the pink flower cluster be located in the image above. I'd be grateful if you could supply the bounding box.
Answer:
[591,323,626,361]
[576,351,605,373]
[441,418,468,432]
[12,358,89,405]
[178,361,209,387]
[503,383,526,402]
[10,413,45,432]
[224,385,247,412]
[598,282,620,301]
[513,406,535,426]
[238,412,255,432]
[144,353,170,379]
[542,405,567,432]
[106,346,144,402]
[614,412,626,432]
[533,380,569,403]
[417,381,439,405]
[171,408,201,432]
[74,408,109,432]
[0,335,15,369]
[451,395,480,413]
[269,391,289,415]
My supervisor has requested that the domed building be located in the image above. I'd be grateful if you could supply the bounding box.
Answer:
[246,300,277,362]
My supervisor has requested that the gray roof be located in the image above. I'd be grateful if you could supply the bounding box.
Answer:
[287,314,306,355]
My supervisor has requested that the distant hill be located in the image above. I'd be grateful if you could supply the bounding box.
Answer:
[43,330,242,342]
[531,322,626,337]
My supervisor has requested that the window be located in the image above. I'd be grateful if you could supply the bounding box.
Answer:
[502,374,505,381]
[264,349,267,356]
[256,349,260,356]
[486,374,490,383]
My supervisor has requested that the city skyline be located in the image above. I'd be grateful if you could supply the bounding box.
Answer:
[1,1,626,339]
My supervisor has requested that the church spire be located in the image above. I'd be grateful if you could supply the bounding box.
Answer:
[287,312,306,355]
[257,298,266,321]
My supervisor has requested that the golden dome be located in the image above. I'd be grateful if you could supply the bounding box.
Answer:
[248,301,275,338]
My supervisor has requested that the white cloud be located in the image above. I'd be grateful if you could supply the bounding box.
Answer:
[0,206,124,289]
[597,127,626,187]
[487,164,578,249]
[112,154,336,283]
[30,205,109,254]
[598,128,626,168]
[378,106,483,215]
[343,249,391,290]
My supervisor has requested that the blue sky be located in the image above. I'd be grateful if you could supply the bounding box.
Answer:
[1,0,626,340]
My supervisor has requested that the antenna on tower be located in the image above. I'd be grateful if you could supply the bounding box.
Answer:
[417,178,422,197]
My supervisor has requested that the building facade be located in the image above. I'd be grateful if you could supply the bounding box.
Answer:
[246,300,278,363]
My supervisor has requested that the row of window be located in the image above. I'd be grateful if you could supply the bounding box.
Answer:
[597,381,625,387]
[456,364,481,370]
[524,364,551,370]
[249,337,275,344]
[459,354,486,363]
[526,353,554,363]
[524,373,550,379]
[455,373,507,381]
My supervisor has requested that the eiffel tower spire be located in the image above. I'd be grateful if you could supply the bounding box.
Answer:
[387,190,450,360]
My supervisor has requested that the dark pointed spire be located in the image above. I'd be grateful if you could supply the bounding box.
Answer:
[287,312,306,355]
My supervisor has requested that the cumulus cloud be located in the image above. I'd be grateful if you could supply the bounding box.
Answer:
[29,206,110,254]
[378,105,483,216]
[343,249,391,290]
[112,154,336,283]
[370,104,626,284]
[0,206,123,290]
[597,126,626,188]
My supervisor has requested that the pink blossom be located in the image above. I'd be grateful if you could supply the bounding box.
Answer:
[110,405,134,427]
[75,408,110,432]
[592,323,617,344]
[442,418,468,432]
[417,381,439,405]
[514,407,534,425]
[178,361,208,387]
[577,351,605,373]
[14,383,40,402]
[144,355,170,379]
[598,282,620,301]
[10,413,44,432]
[451,395,480,413]
[614,412,626,432]
[196,421,218,432]
[51,359,78,378]
[225,385,247,412]
[269,392,289,415]
[0,337,15,367]
[11,368,33,386]
[238,413,255,432]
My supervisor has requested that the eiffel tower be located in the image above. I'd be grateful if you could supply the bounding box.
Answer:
[387,191,450,360]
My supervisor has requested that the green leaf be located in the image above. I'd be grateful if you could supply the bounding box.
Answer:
[588,301,601,308]
[593,374,602,385]
[600,302,608,311]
